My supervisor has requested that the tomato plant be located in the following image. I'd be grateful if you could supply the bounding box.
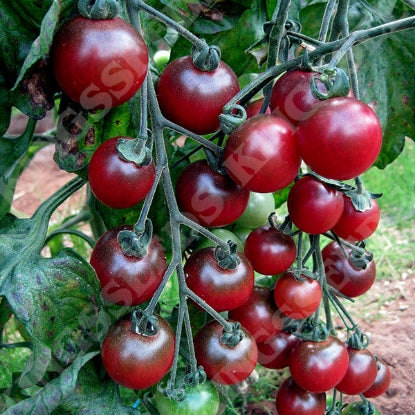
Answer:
[2,0,412,412]
[51,16,148,110]
[223,114,301,193]
[88,136,156,209]
[175,159,249,227]
[101,314,175,390]
[156,55,240,134]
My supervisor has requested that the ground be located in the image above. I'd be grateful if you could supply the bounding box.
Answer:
[8,116,415,414]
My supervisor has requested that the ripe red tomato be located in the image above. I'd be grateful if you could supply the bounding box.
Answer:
[51,17,148,110]
[270,70,324,125]
[244,225,296,275]
[193,320,258,385]
[156,56,240,134]
[244,98,271,118]
[228,286,285,342]
[275,377,326,415]
[289,336,349,393]
[295,97,382,180]
[90,225,166,306]
[332,195,380,241]
[336,346,378,395]
[175,159,249,228]
[184,246,254,312]
[322,241,376,298]
[223,114,301,193]
[287,176,344,234]
[257,331,301,369]
[363,357,392,398]
[88,137,156,209]
[273,272,322,320]
[101,314,175,389]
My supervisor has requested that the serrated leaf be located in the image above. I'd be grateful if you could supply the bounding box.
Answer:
[0,178,101,365]
[58,361,137,415]
[2,351,99,415]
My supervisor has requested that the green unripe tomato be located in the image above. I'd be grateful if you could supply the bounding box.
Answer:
[153,49,171,71]
[196,228,244,252]
[342,401,381,415]
[153,380,220,415]
[235,192,275,228]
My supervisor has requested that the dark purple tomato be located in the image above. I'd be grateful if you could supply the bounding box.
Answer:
[90,225,166,306]
[88,137,156,209]
[175,159,250,228]
[52,17,148,110]
[362,357,392,398]
[156,56,240,134]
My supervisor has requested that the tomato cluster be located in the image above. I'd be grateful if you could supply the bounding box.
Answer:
[50,10,391,414]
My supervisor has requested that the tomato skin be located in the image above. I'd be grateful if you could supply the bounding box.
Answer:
[235,191,275,228]
[156,56,240,134]
[101,314,175,390]
[287,176,344,235]
[244,225,296,275]
[184,247,254,312]
[153,379,220,415]
[193,320,258,385]
[270,70,324,125]
[275,377,326,415]
[363,357,392,398]
[257,331,301,369]
[273,272,322,320]
[51,17,148,109]
[223,114,301,193]
[322,241,376,298]
[289,336,349,393]
[295,97,382,180]
[332,195,380,241]
[88,137,156,209]
[90,225,166,306]
[336,346,378,395]
[245,99,271,118]
[228,286,285,343]
[175,160,250,228]
[342,401,381,415]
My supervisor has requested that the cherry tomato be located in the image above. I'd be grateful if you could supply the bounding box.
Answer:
[336,346,378,395]
[88,136,156,209]
[296,97,382,180]
[244,225,296,275]
[228,286,285,342]
[101,314,175,389]
[153,379,220,415]
[363,357,392,398]
[223,114,301,193]
[175,159,250,228]
[156,56,240,134]
[287,176,344,234]
[322,241,376,298]
[332,195,380,241]
[289,336,349,393]
[90,225,166,306]
[270,70,324,125]
[244,98,271,118]
[257,331,301,369]
[193,319,258,385]
[184,246,254,312]
[273,272,322,320]
[51,17,148,110]
[275,377,326,415]
[195,228,244,253]
[235,191,275,228]
[342,401,381,415]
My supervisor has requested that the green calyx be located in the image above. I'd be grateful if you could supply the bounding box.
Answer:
[219,104,247,135]
[311,67,351,100]
[116,136,153,166]
[347,326,370,349]
[349,242,373,270]
[214,241,241,270]
[78,0,120,20]
[191,40,221,71]
[130,308,159,336]
[117,218,153,258]
[220,322,244,348]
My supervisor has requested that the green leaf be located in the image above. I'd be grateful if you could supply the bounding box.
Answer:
[2,351,99,415]
[0,178,101,365]
[57,361,137,415]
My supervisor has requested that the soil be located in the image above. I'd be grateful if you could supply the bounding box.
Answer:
[8,115,415,414]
